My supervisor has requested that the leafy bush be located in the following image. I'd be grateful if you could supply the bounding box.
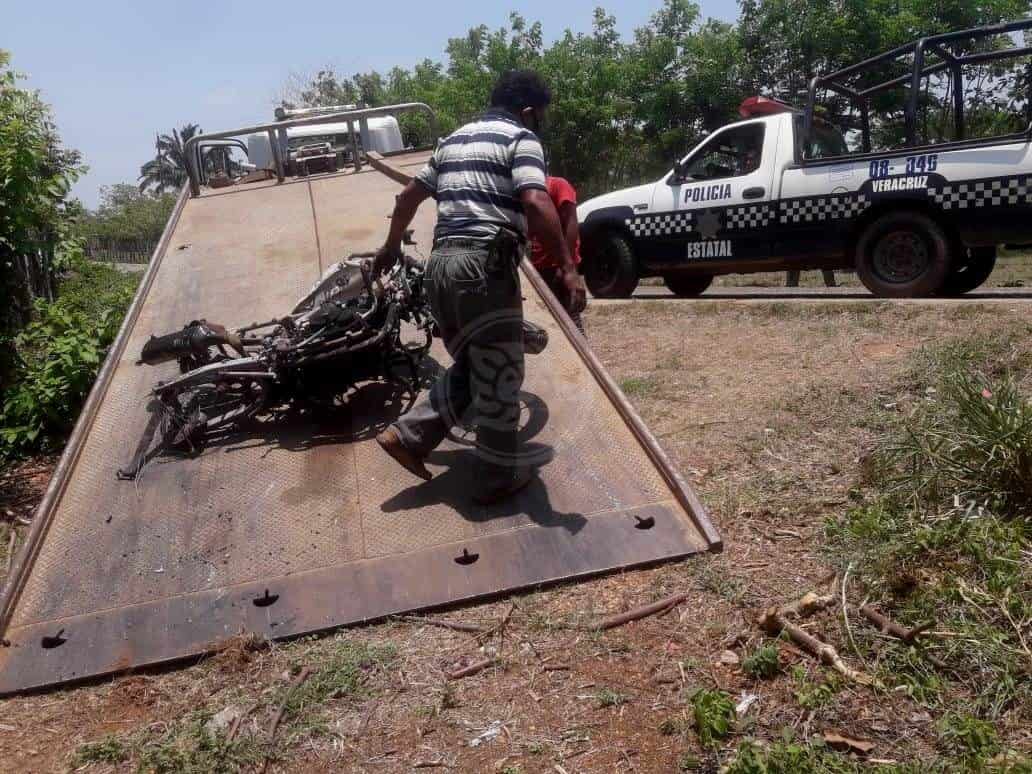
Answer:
[938,713,1000,760]
[0,262,137,461]
[742,643,780,679]
[690,687,735,747]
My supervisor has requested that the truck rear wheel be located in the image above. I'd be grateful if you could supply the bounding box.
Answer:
[663,274,713,297]
[939,246,996,296]
[855,212,952,298]
[583,231,639,299]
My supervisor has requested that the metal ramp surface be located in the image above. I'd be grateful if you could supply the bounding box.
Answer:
[0,155,719,694]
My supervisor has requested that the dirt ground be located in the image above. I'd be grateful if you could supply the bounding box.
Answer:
[707,248,1032,290]
[1,300,1030,772]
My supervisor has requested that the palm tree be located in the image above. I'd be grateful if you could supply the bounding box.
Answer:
[138,123,201,194]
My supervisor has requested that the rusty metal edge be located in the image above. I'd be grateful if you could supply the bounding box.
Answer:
[364,151,719,551]
[519,262,722,552]
[0,185,191,641]
[0,503,704,695]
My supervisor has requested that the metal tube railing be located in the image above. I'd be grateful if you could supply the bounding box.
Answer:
[184,102,437,196]
[802,17,1032,160]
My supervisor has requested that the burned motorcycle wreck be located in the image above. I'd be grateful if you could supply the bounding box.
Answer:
[119,253,548,479]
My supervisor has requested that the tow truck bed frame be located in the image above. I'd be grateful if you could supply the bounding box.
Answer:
[0,124,718,695]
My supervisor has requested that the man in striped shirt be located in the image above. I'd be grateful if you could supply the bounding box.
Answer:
[373,70,585,505]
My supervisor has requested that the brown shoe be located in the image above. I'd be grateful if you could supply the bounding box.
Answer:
[376,427,432,481]
[474,468,535,506]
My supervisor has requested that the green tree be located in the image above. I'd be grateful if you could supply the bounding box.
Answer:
[137,123,201,194]
[0,49,84,381]
[83,184,176,245]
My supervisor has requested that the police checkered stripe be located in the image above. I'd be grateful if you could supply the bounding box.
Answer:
[779,194,869,224]
[930,175,1032,210]
[725,205,773,231]
[625,211,694,238]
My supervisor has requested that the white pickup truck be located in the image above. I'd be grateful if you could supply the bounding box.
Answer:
[577,20,1032,298]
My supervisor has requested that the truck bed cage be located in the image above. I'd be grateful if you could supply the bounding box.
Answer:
[803,18,1032,159]
[183,103,438,196]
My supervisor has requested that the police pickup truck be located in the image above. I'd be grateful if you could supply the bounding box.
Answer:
[578,20,1032,298]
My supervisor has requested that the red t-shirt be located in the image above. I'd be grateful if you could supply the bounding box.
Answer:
[529,176,582,269]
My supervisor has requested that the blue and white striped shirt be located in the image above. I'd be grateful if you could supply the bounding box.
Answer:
[416,109,548,242]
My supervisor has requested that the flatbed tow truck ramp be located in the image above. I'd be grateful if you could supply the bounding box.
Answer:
[0,107,719,695]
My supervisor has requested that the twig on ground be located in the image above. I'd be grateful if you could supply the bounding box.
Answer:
[227,702,259,742]
[592,592,689,631]
[260,667,312,773]
[398,615,487,634]
[447,657,498,680]
[859,605,934,644]
[412,757,449,769]
[0,468,45,482]
[859,604,952,671]
[484,602,518,641]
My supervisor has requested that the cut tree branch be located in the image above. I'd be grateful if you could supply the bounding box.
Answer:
[592,592,689,631]
[447,657,498,680]
[859,605,934,644]
[759,607,879,687]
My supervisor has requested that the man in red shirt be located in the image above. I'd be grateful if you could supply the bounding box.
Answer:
[529,176,585,333]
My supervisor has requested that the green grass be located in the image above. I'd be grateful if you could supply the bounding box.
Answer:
[820,331,1032,768]
[619,375,661,398]
[723,737,944,773]
[136,719,263,774]
[595,687,628,708]
[73,735,129,765]
[68,639,398,772]
[284,640,396,719]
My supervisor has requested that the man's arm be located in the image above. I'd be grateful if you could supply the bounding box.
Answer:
[557,200,579,257]
[521,188,586,314]
[374,180,432,274]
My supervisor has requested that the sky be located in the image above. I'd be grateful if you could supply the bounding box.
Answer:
[5,0,739,207]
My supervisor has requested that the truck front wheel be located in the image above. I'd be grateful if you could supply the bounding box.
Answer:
[663,274,713,297]
[939,246,996,296]
[583,231,639,299]
[855,212,951,298]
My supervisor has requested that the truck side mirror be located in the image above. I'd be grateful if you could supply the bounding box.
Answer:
[672,160,688,182]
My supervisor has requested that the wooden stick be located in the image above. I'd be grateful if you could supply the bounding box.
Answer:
[593,592,689,631]
[397,615,487,634]
[859,605,933,644]
[227,702,258,742]
[4,530,16,575]
[260,667,312,773]
[759,608,878,686]
[447,657,498,680]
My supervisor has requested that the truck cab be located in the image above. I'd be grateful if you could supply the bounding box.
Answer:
[579,19,1032,299]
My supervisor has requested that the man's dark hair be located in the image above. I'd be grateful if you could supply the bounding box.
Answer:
[490,70,552,115]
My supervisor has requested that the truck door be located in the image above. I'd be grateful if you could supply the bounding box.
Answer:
[651,121,777,265]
